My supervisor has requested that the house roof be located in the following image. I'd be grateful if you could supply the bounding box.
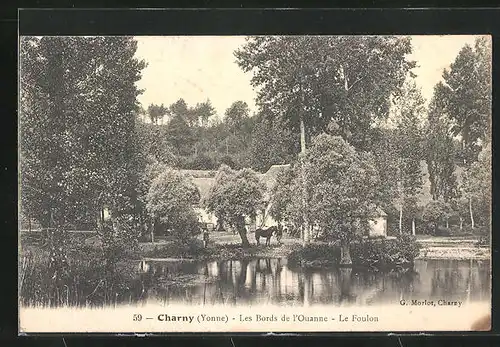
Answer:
[180,165,291,204]
[258,164,291,201]
[190,177,215,202]
[179,169,217,179]
[179,164,393,218]
[372,206,387,217]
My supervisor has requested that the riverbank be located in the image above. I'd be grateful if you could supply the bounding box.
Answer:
[415,235,490,260]
[19,231,491,262]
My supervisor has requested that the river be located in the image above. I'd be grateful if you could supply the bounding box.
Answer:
[135,257,490,307]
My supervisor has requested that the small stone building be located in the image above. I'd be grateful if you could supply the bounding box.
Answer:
[367,207,388,237]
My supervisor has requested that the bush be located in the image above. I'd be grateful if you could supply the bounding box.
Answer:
[477,233,490,247]
[433,226,452,236]
[352,233,420,267]
[288,234,420,269]
[287,243,340,267]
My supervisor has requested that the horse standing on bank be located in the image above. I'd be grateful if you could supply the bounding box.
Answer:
[255,226,279,246]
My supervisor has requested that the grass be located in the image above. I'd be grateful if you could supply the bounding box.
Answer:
[19,229,490,307]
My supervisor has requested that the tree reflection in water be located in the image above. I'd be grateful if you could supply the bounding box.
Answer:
[134,258,490,307]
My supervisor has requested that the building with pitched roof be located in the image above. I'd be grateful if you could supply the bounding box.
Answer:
[180,164,389,238]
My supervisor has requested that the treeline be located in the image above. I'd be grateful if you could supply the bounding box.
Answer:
[232,35,491,237]
[20,35,491,249]
[138,99,298,173]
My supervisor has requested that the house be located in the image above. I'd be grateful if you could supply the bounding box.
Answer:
[179,165,291,231]
[367,207,388,237]
[180,165,389,238]
[188,175,218,228]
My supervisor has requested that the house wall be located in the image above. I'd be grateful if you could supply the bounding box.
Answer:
[368,217,387,237]
[255,209,279,228]
[194,207,218,225]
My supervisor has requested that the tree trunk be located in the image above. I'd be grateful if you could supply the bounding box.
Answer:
[446,218,449,229]
[151,219,156,244]
[236,217,250,248]
[469,197,475,229]
[303,273,312,307]
[340,239,352,265]
[399,208,403,234]
[28,212,32,233]
[411,218,416,236]
[300,119,310,246]
[460,217,463,230]
[339,267,353,304]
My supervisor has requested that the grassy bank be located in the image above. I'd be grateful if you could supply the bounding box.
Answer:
[415,235,490,260]
[20,231,491,264]
[140,240,295,261]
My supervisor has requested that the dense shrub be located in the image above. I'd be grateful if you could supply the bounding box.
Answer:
[287,243,340,267]
[143,239,206,259]
[288,234,421,269]
[477,233,490,247]
[433,226,452,236]
[351,234,420,267]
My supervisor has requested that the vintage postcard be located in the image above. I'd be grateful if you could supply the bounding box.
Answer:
[18,34,491,333]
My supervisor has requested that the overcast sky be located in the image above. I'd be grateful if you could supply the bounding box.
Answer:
[134,35,488,118]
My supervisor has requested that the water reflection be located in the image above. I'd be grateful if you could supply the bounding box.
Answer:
[136,258,490,307]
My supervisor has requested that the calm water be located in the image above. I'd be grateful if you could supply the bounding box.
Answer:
[135,258,491,306]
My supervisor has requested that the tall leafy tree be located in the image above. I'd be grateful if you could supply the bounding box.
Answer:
[433,37,492,166]
[20,36,146,232]
[425,95,459,203]
[461,144,491,229]
[147,103,168,124]
[391,79,426,234]
[224,101,250,131]
[165,113,196,156]
[303,134,383,264]
[235,35,415,152]
[204,165,265,247]
[236,36,414,244]
[193,99,216,127]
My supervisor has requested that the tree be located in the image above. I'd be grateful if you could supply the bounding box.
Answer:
[425,95,459,203]
[268,165,296,227]
[165,113,196,156]
[433,37,492,165]
[20,36,146,233]
[147,103,168,124]
[422,200,451,234]
[235,36,415,152]
[224,101,250,131]
[391,79,426,234]
[462,144,491,229]
[302,134,383,264]
[204,165,265,247]
[236,36,415,244]
[193,99,216,127]
[145,169,201,243]
[136,118,177,165]
[248,112,299,172]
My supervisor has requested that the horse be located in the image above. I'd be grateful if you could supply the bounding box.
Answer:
[255,226,279,246]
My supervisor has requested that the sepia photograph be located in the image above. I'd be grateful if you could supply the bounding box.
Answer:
[18,34,491,333]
